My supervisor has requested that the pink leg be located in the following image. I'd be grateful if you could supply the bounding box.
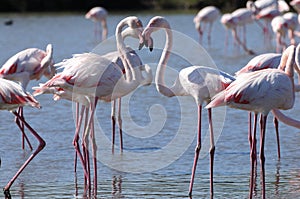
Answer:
[4,111,46,198]
[84,98,98,196]
[118,98,123,153]
[260,114,267,199]
[15,107,33,150]
[208,108,215,197]
[111,100,116,153]
[273,117,280,159]
[188,105,202,197]
[249,113,258,199]
[73,103,89,180]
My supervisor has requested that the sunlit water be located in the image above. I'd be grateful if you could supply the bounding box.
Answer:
[0,12,300,199]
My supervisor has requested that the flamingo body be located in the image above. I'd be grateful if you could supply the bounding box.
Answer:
[207,69,294,114]
[0,44,54,87]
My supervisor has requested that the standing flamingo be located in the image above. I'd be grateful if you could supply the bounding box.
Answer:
[34,16,152,197]
[102,27,153,153]
[271,15,288,52]
[0,44,54,150]
[206,44,300,199]
[193,6,220,45]
[0,78,45,199]
[283,12,299,46]
[290,0,300,13]
[85,7,108,41]
[220,9,255,55]
[140,16,236,198]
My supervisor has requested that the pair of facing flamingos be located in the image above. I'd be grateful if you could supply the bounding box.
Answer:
[3,15,300,199]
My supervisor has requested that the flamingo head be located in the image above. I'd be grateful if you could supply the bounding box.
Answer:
[139,16,170,51]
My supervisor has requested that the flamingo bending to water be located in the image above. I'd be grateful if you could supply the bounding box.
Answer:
[0,44,54,150]
[140,16,236,198]
[0,78,45,199]
[193,6,220,45]
[85,7,108,41]
[206,44,300,198]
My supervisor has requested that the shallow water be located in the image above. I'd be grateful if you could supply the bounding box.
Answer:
[0,12,300,198]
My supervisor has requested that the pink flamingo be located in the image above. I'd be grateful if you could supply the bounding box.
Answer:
[141,16,236,198]
[0,78,45,199]
[271,15,288,53]
[255,7,280,47]
[206,44,300,199]
[220,9,255,55]
[34,16,152,197]
[0,44,54,150]
[283,12,299,46]
[193,6,220,45]
[290,0,300,13]
[85,7,108,41]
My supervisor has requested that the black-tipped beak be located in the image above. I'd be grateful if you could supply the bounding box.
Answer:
[138,41,144,50]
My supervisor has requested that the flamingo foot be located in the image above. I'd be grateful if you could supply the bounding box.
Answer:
[3,189,11,199]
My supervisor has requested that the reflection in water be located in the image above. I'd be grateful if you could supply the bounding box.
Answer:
[112,175,123,198]
[274,160,281,197]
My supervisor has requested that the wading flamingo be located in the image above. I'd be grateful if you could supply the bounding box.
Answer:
[0,78,45,199]
[34,16,152,197]
[0,44,54,150]
[220,9,255,55]
[283,12,299,46]
[140,16,236,198]
[271,15,288,53]
[193,6,220,45]
[206,44,300,199]
[85,7,108,41]
[290,0,300,13]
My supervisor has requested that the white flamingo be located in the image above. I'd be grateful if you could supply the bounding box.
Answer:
[0,44,54,150]
[140,16,236,198]
[34,16,152,197]
[1,78,45,199]
[206,44,300,199]
[85,7,108,41]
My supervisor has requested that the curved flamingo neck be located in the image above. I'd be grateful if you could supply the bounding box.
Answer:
[155,22,177,97]
[272,109,300,129]
[115,18,134,81]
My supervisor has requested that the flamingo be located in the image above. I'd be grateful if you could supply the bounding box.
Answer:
[255,7,280,47]
[220,9,255,55]
[206,44,300,199]
[0,44,54,150]
[140,16,236,197]
[283,12,299,46]
[85,7,108,41]
[271,15,289,53]
[102,27,153,153]
[193,6,220,45]
[290,0,300,13]
[34,16,152,196]
[0,78,45,199]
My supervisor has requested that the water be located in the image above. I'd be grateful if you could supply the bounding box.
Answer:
[0,12,300,198]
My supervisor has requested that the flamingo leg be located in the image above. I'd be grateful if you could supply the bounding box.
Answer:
[111,100,116,153]
[188,105,202,197]
[259,114,267,199]
[248,112,252,148]
[73,103,89,180]
[15,107,33,150]
[4,111,46,198]
[208,22,213,45]
[82,107,91,193]
[85,98,98,196]
[249,113,257,199]
[118,98,123,153]
[273,117,280,159]
[208,108,215,197]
